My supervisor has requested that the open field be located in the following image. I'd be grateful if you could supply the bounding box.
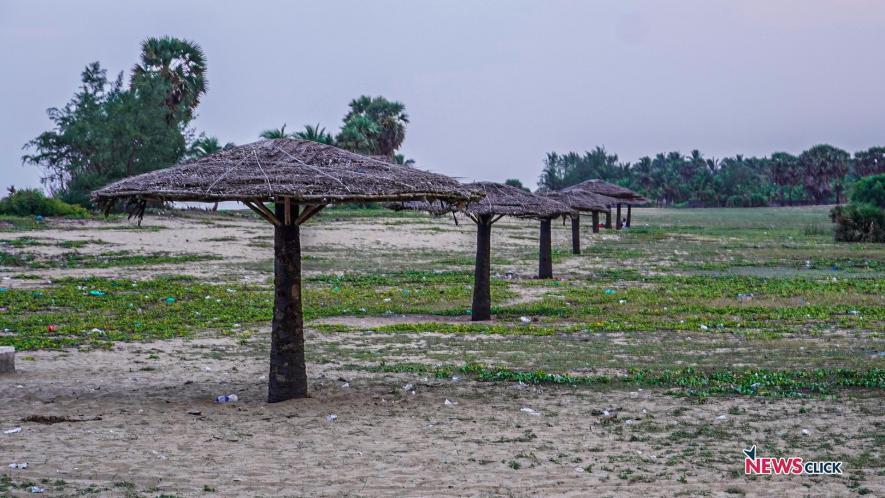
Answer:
[1,206,883,497]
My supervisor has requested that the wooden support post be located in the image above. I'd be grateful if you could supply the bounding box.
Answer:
[538,218,553,279]
[592,211,600,233]
[471,215,493,321]
[605,209,612,229]
[626,205,632,228]
[267,202,307,402]
[571,214,581,255]
[616,203,623,230]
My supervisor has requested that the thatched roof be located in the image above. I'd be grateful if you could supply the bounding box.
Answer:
[393,182,574,219]
[545,190,610,212]
[91,139,480,206]
[563,179,648,203]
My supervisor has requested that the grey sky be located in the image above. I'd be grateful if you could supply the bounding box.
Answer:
[2,0,884,195]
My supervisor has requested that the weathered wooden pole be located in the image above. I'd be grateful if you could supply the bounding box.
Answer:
[626,205,632,227]
[605,209,612,229]
[571,214,581,255]
[268,202,307,402]
[471,215,493,321]
[616,203,623,230]
[591,211,600,233]
[539,218,553,279]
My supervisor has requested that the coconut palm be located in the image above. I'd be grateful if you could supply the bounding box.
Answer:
[131,36,207,125]
[294,123,334,145]
[799,145,850,204]
[260,124,292,140]
[336,96,409,157]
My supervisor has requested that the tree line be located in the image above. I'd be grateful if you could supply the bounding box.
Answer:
[538,145,885,207]
[22,36,413,208]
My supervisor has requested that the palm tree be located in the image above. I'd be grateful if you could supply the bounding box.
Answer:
[131,36,207,125]
[336,96,409,157]
[799,145,850,204]
[294,123,334,145]
[394,153,415,167]
[260,124,292,140]
[854,147,885,177]
[188,136,222,159]
[770,152,799,206]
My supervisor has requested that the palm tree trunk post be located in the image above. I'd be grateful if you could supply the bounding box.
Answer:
[571,214,581,255]
[591,211,600,233]
[626,205,632,227]
[471,215,493,321]
[539,218,553,279]
[267,203,307,402]
[605,209,612,229]
[616,203,622,230]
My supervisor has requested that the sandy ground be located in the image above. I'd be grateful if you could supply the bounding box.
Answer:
[2,213,883,497]
[2,333,882,497]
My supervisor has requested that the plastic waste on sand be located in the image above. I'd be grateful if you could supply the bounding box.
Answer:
[214,394,238,404]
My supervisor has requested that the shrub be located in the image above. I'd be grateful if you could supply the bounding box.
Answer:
[0,189,88,218]
[830,203,885,242]
[851,174,885,208]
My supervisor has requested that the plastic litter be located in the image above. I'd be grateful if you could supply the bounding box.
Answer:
[8,462,28,469]
[340,382,350,389]
[619,299,627,304]
[574,466,585,473]
[47,324,58,332]
[383,297,391,302]
[716,415,727,421]
[520,407,541,416]
[604,289,616,295]
[214,394,238,404]
[165,297,176,303]
[3,427,22,434]
[505,270,514,279]
[0,288,7,293]
[849,310,859,316]
[801,428,811,436]
[88,290,105,297]
[519,316,531,324]
[28,486,45,494]
[403,383,414,391]
[444,399,456,406]
[737,293,753,300]
[325,413,337,422]
[699,324,709,331]
[34,215,44,222]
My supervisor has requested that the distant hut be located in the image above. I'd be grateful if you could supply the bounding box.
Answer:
[545,190,610,254]
[92,139,480,403]
[563,180,647,229]
[393,182,574,321]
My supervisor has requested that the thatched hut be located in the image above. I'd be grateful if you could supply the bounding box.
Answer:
[563,180,647,229]
[92,138,480,402]
[545,190,609,254]
[393,182,574,321]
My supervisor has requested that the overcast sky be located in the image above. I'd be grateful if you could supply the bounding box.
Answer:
[2,0,885,194]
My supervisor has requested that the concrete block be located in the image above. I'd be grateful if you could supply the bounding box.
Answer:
[0,346,14,374]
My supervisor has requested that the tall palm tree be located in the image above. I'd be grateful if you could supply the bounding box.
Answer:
[799,145,850,204]
[294,123,334,145]
[131,36,207,125]
[260,124,291,140]
[336,96,408,157]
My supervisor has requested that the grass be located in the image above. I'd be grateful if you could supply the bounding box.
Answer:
[2,205,883,400]
[0,249,216,269]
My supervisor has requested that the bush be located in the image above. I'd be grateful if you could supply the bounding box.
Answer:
[830,203,885,242]
[0,189,88,218]
[851,174,885,208]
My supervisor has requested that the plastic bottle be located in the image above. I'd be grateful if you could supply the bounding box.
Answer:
[214,394,238,403]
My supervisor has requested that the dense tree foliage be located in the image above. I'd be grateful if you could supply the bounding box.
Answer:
[23,38,208,207]
[335,96,409,158]
[831,175,885,242]
[539,144,880,207]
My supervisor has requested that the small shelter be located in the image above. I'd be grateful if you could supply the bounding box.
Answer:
[563,180,647,230]
[545,190,610,254]
[392,182,574,321]
[92,138,480,402]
